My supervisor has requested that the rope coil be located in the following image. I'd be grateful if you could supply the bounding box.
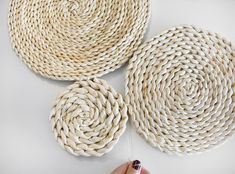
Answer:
[8,0,150,80]
[126,25,235,155]
[50,78,128,156]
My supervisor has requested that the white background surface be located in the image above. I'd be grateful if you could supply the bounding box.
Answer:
[1,0,235,174]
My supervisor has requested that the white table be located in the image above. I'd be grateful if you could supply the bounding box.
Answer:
[1,0,235,173]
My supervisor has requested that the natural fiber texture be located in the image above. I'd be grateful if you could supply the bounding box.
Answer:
[8,0,150,80]
[126,25,235,155]
[50,78,128,157]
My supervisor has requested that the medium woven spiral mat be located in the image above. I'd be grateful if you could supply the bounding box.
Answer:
[8,0,150,80]
[50,78,128,157]
[126,25,235,155]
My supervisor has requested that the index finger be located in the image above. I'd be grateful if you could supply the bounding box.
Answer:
[141,167,150,174]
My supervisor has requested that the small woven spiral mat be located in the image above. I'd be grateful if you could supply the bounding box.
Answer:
[8,0,150,80]
[50,78,128,156]
[126,25,235,154]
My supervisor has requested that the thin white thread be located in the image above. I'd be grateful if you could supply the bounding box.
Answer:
[127,122,134,161]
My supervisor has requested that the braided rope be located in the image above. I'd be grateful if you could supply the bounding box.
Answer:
[8,0,150,80]
[126,25,235,155]
[50,78,128,156]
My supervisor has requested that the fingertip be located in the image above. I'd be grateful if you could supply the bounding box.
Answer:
[132,160,141,171]
[126,160,142,174]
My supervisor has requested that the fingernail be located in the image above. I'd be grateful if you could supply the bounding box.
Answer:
[132,160,141,170]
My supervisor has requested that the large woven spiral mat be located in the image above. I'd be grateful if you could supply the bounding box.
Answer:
[50,78,128,156]
[8,0,150,80]
[126,25,235,155]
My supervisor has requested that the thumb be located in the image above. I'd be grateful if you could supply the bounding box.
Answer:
[126,160,141,174]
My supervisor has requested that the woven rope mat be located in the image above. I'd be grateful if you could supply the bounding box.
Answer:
[50,78,128,157]
[126,25,235,155]
[8,0,150,80]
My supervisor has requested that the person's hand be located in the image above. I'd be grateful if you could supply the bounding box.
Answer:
[111,160,150,174]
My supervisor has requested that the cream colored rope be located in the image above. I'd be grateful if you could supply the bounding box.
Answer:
[126,25,235,155]
[50,78,128,156]
[8,0,150,80]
